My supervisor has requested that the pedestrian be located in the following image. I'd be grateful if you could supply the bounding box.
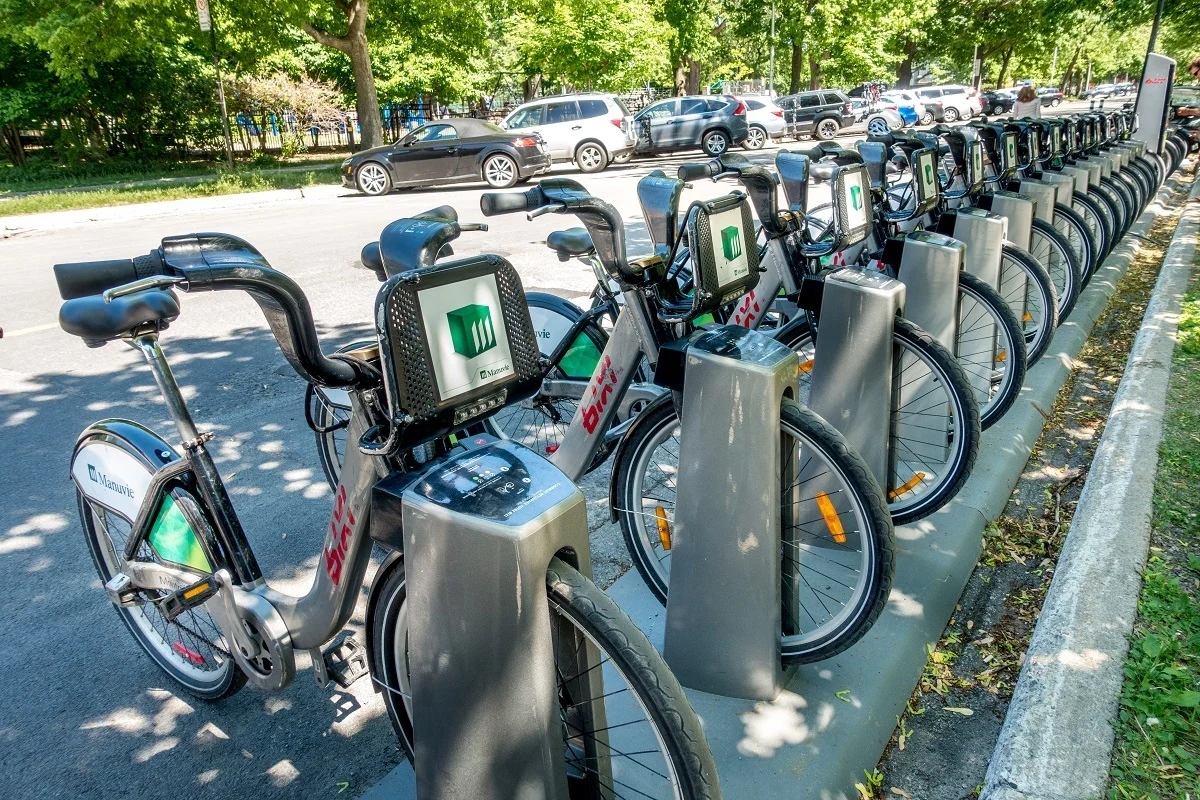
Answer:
[1012,85,1041,119]
[1181,57,1200,117]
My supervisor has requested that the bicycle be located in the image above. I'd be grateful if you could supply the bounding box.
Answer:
[54,227,720,798]
[478,175,897,664]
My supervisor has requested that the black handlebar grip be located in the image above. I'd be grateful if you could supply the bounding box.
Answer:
[52,251,167,300]
[480,188,538,216]
[676,161,718,181]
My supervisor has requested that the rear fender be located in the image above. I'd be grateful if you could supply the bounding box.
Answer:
[363,549,404,692]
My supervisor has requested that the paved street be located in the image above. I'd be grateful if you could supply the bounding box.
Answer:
[0,100,1101,799]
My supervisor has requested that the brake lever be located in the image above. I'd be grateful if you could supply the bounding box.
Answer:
[527,203,567,221]
[102,275,188,303]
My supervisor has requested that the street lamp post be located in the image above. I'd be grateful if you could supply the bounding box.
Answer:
[196,0,235,170]
[768,1,776,95]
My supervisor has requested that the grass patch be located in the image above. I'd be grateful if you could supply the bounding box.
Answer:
[0,167,340,217]
[1107,275,1200,798]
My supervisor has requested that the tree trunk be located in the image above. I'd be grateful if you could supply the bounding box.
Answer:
[674,64,686,96]
[303,0,382,151]
[1,123,27,167]
[896,39,915,88]
[809,52,828,90]
[789,43,803,94]
[687,60,702,95]
[995,45,1014,88]
[1061,44,1082,93]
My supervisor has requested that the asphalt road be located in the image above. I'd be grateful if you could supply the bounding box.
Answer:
[0,101,1100,799]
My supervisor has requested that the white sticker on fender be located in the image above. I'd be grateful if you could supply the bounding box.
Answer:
[72,443,152,520]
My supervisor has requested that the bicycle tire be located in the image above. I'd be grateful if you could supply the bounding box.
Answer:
[1090,181,1128,239]
[1110,169,1144,217]
[613,394,894,663]
[1071,192,1111,268]
[371,556,721,798]
[310,385,351,490]
[957,272,1027,430]
[1053,203,1097,285]
[999,243,1059,366]
[1029,217,1083,320]
[78,488,246,700]
[1123,159,1153,209]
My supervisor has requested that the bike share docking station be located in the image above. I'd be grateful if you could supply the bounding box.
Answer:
[365,249,609,799]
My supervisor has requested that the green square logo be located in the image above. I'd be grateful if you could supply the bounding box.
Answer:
[849,184,863,210]
[924,162,935,188]
[721,225,742,261]
[88,464,98,482]
[446,304,497,359]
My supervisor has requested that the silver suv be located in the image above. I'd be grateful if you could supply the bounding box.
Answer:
[632,95,750,157]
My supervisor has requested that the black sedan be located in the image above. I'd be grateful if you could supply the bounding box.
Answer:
[983,91,1016,115]
[342,118,552,195]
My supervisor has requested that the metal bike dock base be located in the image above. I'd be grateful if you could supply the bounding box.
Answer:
[1039,171,1075,206]
[662,325,797,701]
[1018,178,1060,223]
[807,269,905,487]
[378,440,598,800]
[946,208,1005,400]
[979,190,1035,250]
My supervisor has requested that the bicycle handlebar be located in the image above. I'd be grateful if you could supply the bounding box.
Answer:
[676,161,721,182]
[54,234,372,390]
[676,154,789,237]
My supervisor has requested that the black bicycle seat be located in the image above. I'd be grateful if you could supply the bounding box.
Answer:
[810,160,839,181]
[546,228,595,261]
[377,209,461,276]
[59,290,180,347]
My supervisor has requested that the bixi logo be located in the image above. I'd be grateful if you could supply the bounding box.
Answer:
[88,464,135,499]
[720,226,742,261]
[447,304,497,359]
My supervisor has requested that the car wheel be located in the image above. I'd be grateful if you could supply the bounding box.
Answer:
[743,125,768,150]
[356,162,392,196]
[575,142,608,174]
[815,118,840,141]
[867,116,892,137]
[920,112,934,125]
[483,154,519,188]
[612,151,633,164]
[943,107,960,123]
[992,104,1005,115]
[1052,98,1062,107]
[702,129,730,156]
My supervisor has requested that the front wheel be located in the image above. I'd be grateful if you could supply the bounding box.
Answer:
[956,272,1027,430]
[999,244,1059,366]
[943,107,960,123]
[1052,203,1097,292]
[356,162,392,196]
[371,556,720,798]
[615,396,895,663]
[1029,217,1083,320]
[575,142,608,174]
[920,112,934,126]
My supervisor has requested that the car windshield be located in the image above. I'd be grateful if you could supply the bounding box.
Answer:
[401,124,458,144]
[1173,87,1200,106]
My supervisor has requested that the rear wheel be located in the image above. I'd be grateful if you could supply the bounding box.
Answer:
[614,396,895,663]
[702,129,730,156]
[79,487,244,700]
[999,244,1059,366]
[944,107,960,123]
[483,154,520,188]
[744,125,768,150]
[372,556,720,799]
[575,142,608,174]
[815,118,840,141]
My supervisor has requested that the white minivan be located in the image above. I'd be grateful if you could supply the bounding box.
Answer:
[502,93,635,173]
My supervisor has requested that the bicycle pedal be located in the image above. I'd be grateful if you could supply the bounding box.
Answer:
[321,631,369,689]
[156,575,220,622]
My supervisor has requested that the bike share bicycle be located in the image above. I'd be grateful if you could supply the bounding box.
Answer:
[476,175,896,669]
[54,228,720,798]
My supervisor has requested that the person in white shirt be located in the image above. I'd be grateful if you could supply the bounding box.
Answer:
[1012,85,1042,119]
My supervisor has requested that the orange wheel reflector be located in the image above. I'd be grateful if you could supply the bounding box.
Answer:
[815,491,846,544]
[996,349,1008,362]
[655,506,672,550]
[888,472,927,500]
[1023,312,1034,322]
[798,359,815,375]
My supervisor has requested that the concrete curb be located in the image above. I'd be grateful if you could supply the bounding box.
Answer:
[982,172,1200,800]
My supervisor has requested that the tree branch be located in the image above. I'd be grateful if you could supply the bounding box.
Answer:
[303,23,352,54]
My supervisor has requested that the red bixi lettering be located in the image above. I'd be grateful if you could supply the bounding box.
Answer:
[581,355,619,434]
[324,485,356,584]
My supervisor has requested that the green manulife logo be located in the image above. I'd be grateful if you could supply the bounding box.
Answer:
[849,184,863,210]
[721,225,742,261]
[447,304,497,359]
[924,162,935,188]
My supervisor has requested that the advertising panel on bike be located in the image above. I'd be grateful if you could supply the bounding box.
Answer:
[418,273,516,404]
[1003,132,1018,172]
[915,149,939,203]
[686,194,760,313]
[968,141,985,192]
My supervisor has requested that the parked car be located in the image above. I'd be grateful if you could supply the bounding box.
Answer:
[501,93,634,173]
[983,89,1017,115]
[342,118,551,194]
[881,90,930,123]
[1037,87,1064,107]
[914,85,979,122]
[874,98,921,124]
[1082,84,1116,99]
[738,96,787,149]
[1114,82,1135,96]
[775,90,856,140]
[865,106,915,137]
[632,95,749,156]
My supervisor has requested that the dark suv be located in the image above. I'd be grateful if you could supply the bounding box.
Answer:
[632,95,749,157]
[776,90,856,140]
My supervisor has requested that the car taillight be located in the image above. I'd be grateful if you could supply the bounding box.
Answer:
[772,110,784,117]
[610,119,624,129]
[515,136,539,147]
[733,101,746,115]
[845,103,853,114]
